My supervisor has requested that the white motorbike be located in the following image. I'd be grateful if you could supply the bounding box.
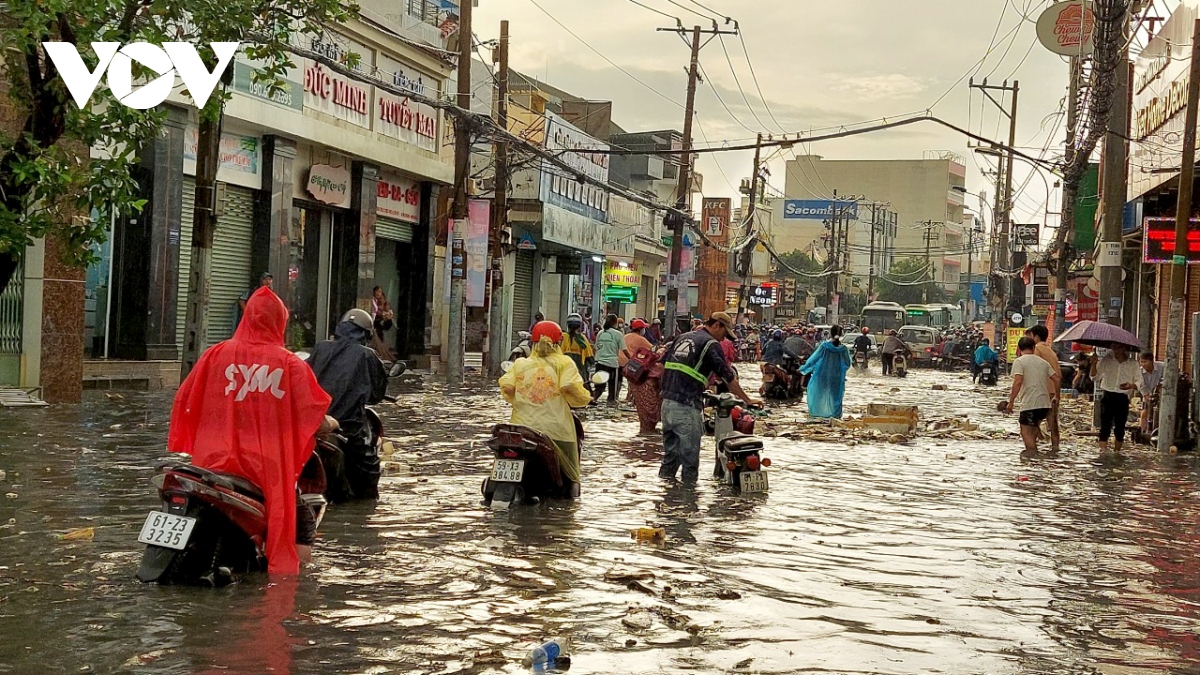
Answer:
[706,392,771,492]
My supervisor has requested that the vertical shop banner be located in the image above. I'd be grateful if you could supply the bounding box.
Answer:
[465,200,490,307]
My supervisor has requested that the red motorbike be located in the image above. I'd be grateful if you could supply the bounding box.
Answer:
[135,453,328,586]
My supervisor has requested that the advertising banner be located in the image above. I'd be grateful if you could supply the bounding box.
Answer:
[376,172,421,223]
[465,200,490,308]
[1013,223,1040,250]
[540,111,609,222]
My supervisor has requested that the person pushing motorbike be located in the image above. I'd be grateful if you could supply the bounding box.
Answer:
[659,312,761,483]
[168,287,334,575]
[499,321,593,495]
[880,329,907,377]
[761,329,797,366]
[306,309,389,501]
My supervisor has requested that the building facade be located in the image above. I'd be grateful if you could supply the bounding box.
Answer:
[81,8,455,387]
[776,154,968,296]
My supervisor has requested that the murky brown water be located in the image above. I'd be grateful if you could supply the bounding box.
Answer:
[3,365,1200,674]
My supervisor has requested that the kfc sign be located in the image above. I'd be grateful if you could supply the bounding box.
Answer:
[377,172,421,223]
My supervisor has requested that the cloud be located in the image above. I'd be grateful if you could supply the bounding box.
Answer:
[831,74,930,102]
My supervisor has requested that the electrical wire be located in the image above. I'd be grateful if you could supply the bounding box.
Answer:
[527,0,685,109]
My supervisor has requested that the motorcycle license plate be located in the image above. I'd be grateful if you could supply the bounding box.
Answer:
[739,470,768,493]
[490,459,525,483]
[983,368,992,374]
[137,511,196,550]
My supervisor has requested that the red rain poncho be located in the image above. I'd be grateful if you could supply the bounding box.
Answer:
[168,287,331,574]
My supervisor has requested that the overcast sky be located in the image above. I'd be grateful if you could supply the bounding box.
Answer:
[471,0,1175,232]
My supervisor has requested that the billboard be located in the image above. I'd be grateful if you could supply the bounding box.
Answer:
[540,111,609,223]
[1013,223,1040,250]
[1144,216,1200,264]
[782,199,859,220]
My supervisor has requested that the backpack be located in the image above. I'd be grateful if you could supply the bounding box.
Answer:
[623,347,662,385]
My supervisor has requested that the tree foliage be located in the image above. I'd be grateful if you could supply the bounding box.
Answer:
[774,248,825,297]
[0,0,357,293]
[874,257,948,306]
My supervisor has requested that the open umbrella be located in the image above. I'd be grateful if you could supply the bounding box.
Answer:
[1053,320,1143,351]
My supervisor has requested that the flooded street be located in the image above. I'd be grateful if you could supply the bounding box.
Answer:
[5,365,1200,674]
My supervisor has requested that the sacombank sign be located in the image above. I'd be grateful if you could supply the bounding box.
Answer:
[42,41,240,110]
[783,199,859,220]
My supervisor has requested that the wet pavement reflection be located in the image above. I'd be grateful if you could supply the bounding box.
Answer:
[4,365,1200,673]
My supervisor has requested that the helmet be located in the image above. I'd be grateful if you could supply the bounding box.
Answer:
[531,320,563,345]
[342,308,373,332]
[565,313,583,330]
[630,318,649,330]
[861,326,870,334]
[772,329,783,339]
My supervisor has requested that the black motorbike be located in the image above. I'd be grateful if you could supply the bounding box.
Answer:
[761,354,806,401]
[481,415,585,509]
[853,349,869,375]
[978,359,999,386]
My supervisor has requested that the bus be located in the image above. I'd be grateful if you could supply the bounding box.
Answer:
[904,304,934,327]
[862,301,906,334]
[904,303,964,329]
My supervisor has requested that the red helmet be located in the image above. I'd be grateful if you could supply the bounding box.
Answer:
[630,318,649,330]
[531,320,563,345]
[861,326,870,333]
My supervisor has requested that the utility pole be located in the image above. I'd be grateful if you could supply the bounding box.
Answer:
[446,0,473,384]
[970,79,1020,314]
[735,133,763,326]
[661,23,737,336]
[1056,56,1082,340]
[867,204,878,300]
[181,110,224,378]
[1099,11,1132,326]
[485,20,510,378]
[1158,18,1200,453]
[966,223,975,319]
[922,221,940,303]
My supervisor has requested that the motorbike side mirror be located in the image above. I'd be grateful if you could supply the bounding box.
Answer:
[389,361,407,378]
[501,360,514,372]
[294,351,310,361]
[592,370,611,385]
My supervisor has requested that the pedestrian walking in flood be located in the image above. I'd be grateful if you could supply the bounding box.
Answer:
[1006,337,1055,454]
[800,325,850,419]
[1024,325,1062,449]
[1091,344,1140,454]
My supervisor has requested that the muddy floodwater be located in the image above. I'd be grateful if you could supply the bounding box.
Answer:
[4,365,1200,674]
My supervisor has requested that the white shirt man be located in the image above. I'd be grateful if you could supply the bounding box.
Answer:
[1091,345,1140,452]
[1007,339,1055,453]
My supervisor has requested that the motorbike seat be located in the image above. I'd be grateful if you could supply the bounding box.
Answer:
[161,463,265,501]
[719,433,764,454]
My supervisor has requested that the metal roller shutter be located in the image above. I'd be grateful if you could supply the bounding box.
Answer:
[512,250,534,338]
[175,176,195,355]
[207,185,255,346]
[375,218,414,243]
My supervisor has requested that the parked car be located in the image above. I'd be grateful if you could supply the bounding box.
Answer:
[897,325,941,366]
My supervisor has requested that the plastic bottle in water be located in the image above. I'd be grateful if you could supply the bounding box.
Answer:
[521,639,564,668]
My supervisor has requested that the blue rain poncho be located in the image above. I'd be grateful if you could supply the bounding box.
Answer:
[800,339,851,419]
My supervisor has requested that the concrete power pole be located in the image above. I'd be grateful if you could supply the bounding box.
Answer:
[1158,19,1200,453]
[922,221,940,303]
[1055,56,1082,340]
[660,24,737,337]
[735,133,763,326]
[1099,13,1132,326]
[485,20,510,378]
[867,204,878,300]
[446,0,473,384]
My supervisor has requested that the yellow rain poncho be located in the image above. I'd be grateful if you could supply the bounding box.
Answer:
[499,342,593,482]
